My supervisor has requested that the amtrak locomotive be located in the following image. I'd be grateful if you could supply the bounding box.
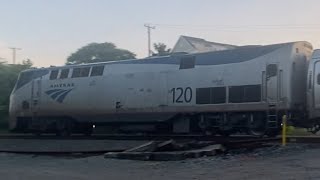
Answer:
[9,41,320,136]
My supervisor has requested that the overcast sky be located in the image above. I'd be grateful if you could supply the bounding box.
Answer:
[0,0,319,67]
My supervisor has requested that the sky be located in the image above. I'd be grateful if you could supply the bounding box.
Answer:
[0,0,320,67]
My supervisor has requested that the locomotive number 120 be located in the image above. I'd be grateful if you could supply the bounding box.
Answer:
[170,87,193,103]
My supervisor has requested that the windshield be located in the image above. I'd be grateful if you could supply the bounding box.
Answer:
[14,70,49,91]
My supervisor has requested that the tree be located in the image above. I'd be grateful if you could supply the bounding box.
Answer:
[66,42,136,64]
[0,61,33,127]
[0,58,6,64]
[22,59,33,68]
[0,62,32,114]
[152,42,171,56]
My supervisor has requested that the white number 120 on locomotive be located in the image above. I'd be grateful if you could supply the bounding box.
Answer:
[9,41,320,136]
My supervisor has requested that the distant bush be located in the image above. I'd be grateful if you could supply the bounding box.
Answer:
[0,62,32,130]
[286,126,311,136]
[0,110,8,130]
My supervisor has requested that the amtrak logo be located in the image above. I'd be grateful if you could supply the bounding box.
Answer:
[45,88,74,103]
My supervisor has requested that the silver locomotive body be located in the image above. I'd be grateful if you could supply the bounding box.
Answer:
[307,50,320,119]
[9,42,316,135]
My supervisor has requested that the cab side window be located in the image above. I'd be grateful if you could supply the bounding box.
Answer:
[60,69,69,79]
[90,66,105,76]
[71,68,81,78]
[50,70,59,80]
[16,71,34,89]
[80,67,90,77]
[72,67,91,78]
[14,70,49,91]
[179,56,195,69]
[317,74,320,85]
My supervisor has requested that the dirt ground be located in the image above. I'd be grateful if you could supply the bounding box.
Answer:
[0,144,319,180]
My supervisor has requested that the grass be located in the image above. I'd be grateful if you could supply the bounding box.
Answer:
[286,126,314,136]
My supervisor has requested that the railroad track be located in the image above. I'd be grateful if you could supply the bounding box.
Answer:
[0,134,276,154]
[0,133,318,143]
[2,133,320,144]
[0,134,317,155]
[0,133,277,140]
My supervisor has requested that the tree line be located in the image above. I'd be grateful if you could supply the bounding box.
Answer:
[0,60,33,110]
[0,60,33,127]
[67,42,171,64]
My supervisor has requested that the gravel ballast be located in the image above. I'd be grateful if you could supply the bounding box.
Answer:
[0,144,319,180]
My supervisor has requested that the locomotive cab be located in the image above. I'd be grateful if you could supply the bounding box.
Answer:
[7,42,319,136]
[9,69,49,131]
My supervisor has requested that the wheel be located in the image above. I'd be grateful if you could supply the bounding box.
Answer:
[56,129,71,137]
[83,124,93,136]
[55,119,72,137]
[310,125,320,134]
[198,116,213,135]
[265,129,280,137]
[155,123,172,134]
[219,130,231,137]
[248,116,267,137]
[33,131,42,137]
[201,130,213,136]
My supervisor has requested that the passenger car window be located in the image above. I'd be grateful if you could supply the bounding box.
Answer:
[90,66,105,76]
[317,74,320,85]
[50,70,59,80]
[60,69,69,79]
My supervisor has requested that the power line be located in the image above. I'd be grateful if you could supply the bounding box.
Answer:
[153,23,320,28]
[153,23,320,32]
[144,24,156,57]
[8,47,22,64]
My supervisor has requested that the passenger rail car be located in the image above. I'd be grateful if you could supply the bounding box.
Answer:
[9,41,320,136]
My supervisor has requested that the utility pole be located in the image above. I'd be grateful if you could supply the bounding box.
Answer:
[9,47,22,64]
[144,24,155,57]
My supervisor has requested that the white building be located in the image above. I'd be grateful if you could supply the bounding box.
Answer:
[171,35,237,54]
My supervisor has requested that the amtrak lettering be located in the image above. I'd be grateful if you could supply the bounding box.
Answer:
[50,83,75,88]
